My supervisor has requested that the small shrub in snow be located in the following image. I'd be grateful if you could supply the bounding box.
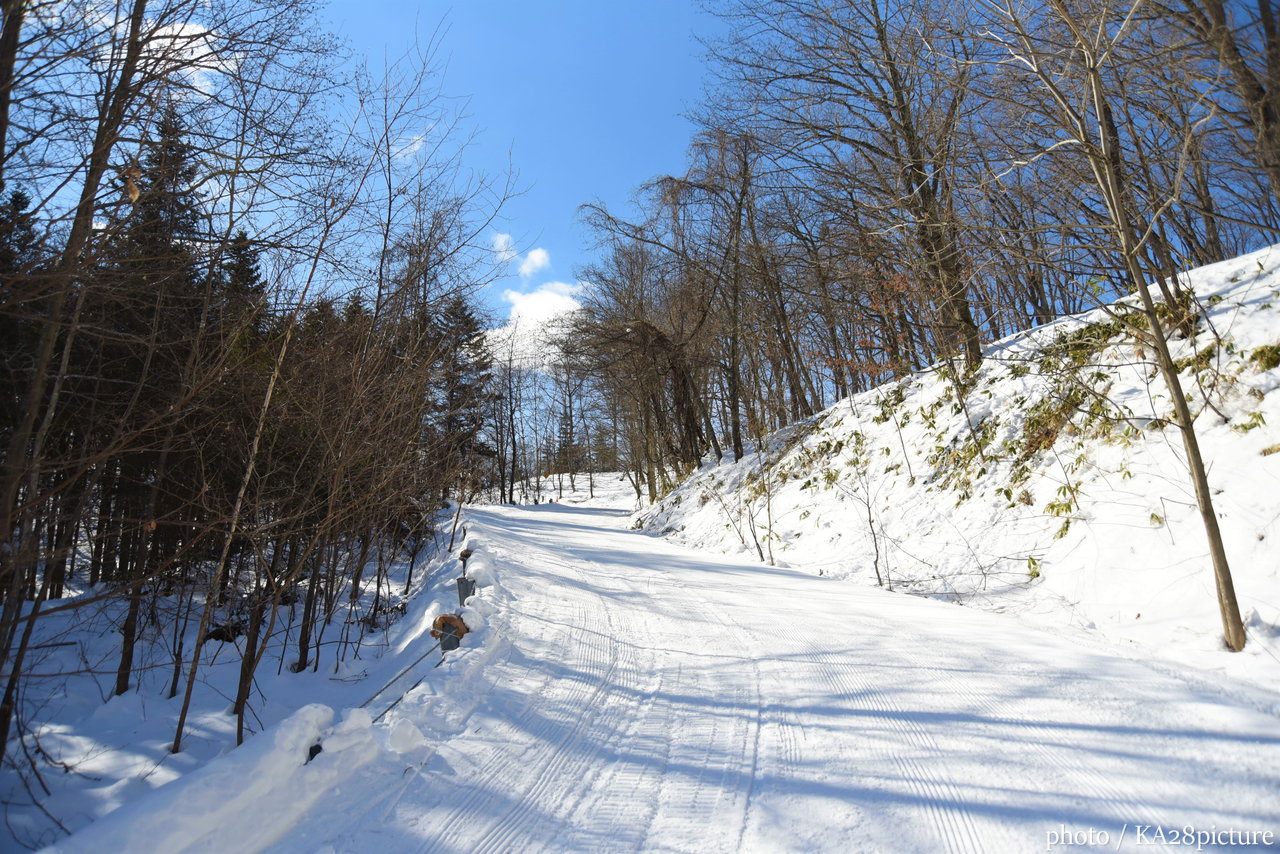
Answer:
[1174,343,1217,374]
[1045,482,1081,519]
[927,417,996,493]
[872,385,908,424]
[1250,344,1280,371]
[1038,312,1139,373]
[1233,411,1266,433]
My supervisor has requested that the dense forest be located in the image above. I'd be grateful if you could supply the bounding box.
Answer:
[0,0,504,764]
[1,0,1276,793]
[568,0,1279,489]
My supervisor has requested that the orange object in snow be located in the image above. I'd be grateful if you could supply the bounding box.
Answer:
[430,613,469,640]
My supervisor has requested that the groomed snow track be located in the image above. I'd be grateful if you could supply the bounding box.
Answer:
[270,500,1280,854]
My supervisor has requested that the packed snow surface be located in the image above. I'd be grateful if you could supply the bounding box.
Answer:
[43,483,1276,852]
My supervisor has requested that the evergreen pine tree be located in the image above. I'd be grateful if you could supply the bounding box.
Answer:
[220,229,267,335]
[429,295,493,496]
[89,107,208,421]
[0,189,42,445]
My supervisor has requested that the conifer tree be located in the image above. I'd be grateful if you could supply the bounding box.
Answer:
[430,295,493,498]
[220,229,267,335]
[0,188,41,446]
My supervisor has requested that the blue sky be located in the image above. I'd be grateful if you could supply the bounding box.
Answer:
[320,1,719,328]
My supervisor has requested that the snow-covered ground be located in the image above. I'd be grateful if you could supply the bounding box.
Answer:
[10,246,1280,852]
[641,245,1280,695]
[0,528,470,851]
[39,483,1280,853]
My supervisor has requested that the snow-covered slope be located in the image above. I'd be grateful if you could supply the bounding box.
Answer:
[1,531,472,851]
[638,245,1280,690]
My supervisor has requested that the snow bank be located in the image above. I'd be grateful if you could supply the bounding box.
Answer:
[43,705,379,854]
[0,506,506,848]
[638,245,1280,691]
[63,538,513,854]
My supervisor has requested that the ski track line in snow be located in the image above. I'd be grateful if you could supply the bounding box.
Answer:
[464,605,626,853]
[555,654,665,852]
[912,621,1279,836]
[476,531,767,854]
[773,611,1237,853]
[498,546,755,854]
[656,562,988,854]
[811,643,1020,854]
[890,650,1163,835]
[651,659,755,852]
[561,567,725,854]
[610,538,764,854]
[806,631,1119,854]
[482,565,709,854]
[698,587,808,852]
[406,548,665,853]
[628,515,1275,852]
[423,601,617,851]
[490,506,1276,853]
[258,501,1280,854]
[659,573,778,854]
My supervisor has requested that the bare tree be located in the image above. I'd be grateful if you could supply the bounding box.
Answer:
[708,0,987,368]
[978,0,1247,650]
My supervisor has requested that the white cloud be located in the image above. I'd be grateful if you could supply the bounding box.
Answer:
[149,23,236,95]
[393,132,428,161]
[490,236,552,278]
[80,16,234,97]
[492,232,518,264]
[518,247,551,278]
[488,281,584,369]
[505,280,580,325]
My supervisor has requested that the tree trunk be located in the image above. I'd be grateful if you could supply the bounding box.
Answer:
[0,0,150,686]
[113,579,144,696]
[1061,4,1247,649]
[0,0,26,186]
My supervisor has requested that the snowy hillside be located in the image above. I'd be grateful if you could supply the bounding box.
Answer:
[637,245,1280,689]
